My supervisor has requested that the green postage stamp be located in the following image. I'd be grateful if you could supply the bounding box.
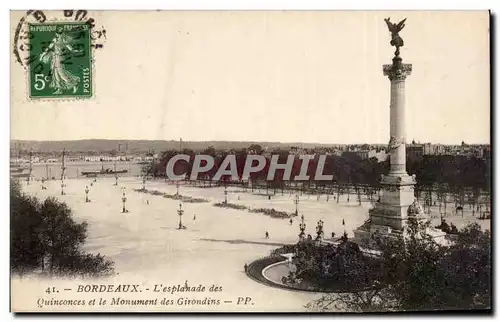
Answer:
[28,22,92,99]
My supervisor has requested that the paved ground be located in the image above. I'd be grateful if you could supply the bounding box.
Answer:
[12,176,490,312]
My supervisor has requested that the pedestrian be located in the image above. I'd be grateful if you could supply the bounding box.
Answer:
[265,231,269,239]
[289,218,293,225]
[326,195,329,202]
[244,263,248,272]
[193,214,196,220]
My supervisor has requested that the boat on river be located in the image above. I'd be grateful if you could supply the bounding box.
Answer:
[81,160,128,177]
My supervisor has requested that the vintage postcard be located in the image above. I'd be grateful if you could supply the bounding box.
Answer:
[10,10,491,313]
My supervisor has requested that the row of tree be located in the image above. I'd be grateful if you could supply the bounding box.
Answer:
[10,179,114,278]
[144,148,490,195]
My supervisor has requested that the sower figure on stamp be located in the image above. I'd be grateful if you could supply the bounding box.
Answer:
[39,29,83,94]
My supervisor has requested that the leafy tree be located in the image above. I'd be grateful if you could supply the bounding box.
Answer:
[10,180,44,275]
[10,179,115,278]
[203,146,217,157]
[56,251,115,278]
[248,144,263,155]
[306,219,491,312]
[39,197,88,274]
[437,223,491,309]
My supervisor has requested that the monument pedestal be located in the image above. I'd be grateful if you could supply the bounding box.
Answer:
[353,173,447,248]
[353,174,414,247]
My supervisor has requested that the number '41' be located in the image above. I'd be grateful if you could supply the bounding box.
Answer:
[45,287,58,294]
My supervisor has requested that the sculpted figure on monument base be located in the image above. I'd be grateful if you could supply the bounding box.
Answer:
[407,198,425,216]
[388,136,405,152]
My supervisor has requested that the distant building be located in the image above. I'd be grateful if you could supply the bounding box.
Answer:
[434,144,446,155]
[355,150,370,160]
[84,156,101,162]
[423,143,433,155]
[421,143,445,155]
[341,150,367,160]
[331,149,343,157]
[406,144,424,160]
[472,148,484,158]
[339,149,388,162]
[10,158,28,164]
[483,147,491,159]
[369,149,389,162]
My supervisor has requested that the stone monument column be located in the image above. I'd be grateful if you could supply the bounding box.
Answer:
[354,18,420,245]
[384,56,412,176]
[374,56,416,231]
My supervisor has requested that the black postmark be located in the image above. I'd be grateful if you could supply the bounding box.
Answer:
[13,10,107,69]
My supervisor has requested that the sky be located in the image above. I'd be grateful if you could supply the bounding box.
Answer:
[10,10,490,144]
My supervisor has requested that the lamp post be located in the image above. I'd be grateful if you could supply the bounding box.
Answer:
[224,185,228,204]
[121,191,127,213]
[85,185,90,202]
[61,148,66,180]
[341,218,348,241]
[294,194,300,216]
[27,150,33,185]
[316,220,324,242]
[299,214,306,240]
[177,203,184,229]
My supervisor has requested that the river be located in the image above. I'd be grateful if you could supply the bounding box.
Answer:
[28,162,145,179]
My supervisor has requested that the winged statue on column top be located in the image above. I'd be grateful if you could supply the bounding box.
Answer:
[384,17,407,56]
